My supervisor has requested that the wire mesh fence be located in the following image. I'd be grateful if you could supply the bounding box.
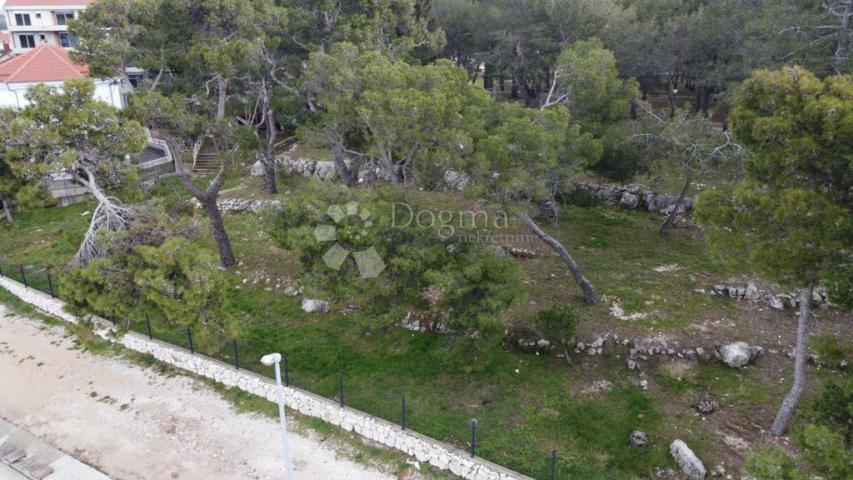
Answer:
[0,259,571,479]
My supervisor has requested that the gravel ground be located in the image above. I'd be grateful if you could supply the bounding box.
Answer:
[0,305,394,480]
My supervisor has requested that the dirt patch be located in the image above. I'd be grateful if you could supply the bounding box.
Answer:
[0,306,395,480]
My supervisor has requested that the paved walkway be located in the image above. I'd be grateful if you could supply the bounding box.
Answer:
[0,305,394,480]
[0,419,110,480]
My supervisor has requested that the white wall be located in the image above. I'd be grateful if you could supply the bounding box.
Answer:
[0,274,533,480]
[0,78,124,109]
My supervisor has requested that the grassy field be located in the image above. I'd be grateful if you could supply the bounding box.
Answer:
[0,171,849,480]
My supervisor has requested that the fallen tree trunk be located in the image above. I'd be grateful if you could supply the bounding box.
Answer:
[521,213,596,305]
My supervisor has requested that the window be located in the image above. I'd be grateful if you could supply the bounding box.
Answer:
[19,35,35,49]
[14,13,32,26]
[59,32,78,48]
[56,12,75,25]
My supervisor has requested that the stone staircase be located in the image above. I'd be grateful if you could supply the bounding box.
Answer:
[192,138,221,174]
[0,420,110,479]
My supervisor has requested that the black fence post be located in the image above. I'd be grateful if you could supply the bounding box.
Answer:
[549,450,557,480]
[145,314,153,340]
[400,394,406,431]
[232,340,240,370]
[19,264,27,288]
[0,263,4,277]
[47,272,55,298]
[186,328,194,354]
[283,353,289,386]
[338,373,344,408]
[470,419,478,458]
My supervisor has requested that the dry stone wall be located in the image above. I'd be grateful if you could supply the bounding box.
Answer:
[0,274,530,480]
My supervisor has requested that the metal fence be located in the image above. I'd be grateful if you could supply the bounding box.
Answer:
[0,259,568,480]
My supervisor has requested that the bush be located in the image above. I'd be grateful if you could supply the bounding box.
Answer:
[812,379,853,445]
[590,131,649,182]
[531,305,577,353]
[745,445,805,480]
[270,184,526,364]
[59,208,236,352]
[812,334,853,367]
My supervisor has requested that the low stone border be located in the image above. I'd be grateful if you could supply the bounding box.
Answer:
[0,274,530,480]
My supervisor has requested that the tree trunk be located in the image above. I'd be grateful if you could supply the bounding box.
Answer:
[771,286,814,435]
[659,172,692,235]
[521,213,596,305]
[216,75,229,121]
[831,0,851,76]
[179,168,236,268]
[331,140,355,187]
[1,197,13,224]
[381,151,403,186]
[262,107,278,194]
[483,64,493,90]
[701,87,713,115]
[202,198,236,268]
[667,76,676,118]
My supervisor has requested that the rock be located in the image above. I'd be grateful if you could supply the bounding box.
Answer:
[629,430,648,447]
[490,245,509,257]
[250,160,265,177]
[745,282,761,301]
[301,299,330,313]
[695,394,718,414]
[639,379,649,390]
[769,295,785,310]
[507,247,536,258]
[670,440,707,480]
[718,342,763,368]
[444,170,470,191]
[712,285,727,296]
[619,192,639,210]
[313,161,338,181]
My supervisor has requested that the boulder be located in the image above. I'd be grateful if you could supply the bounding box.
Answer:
[745,282,761,301]
[769,295,785,310]
[444,170,471,191]
[313,161,338,181]
[619,192,640,210]
[718,342,763,368]
[670,440,707,480]
[301,299,330,314]
[629,430,648,447]
[250,160,265,177]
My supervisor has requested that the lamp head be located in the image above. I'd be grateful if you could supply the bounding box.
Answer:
[260,353,282,366]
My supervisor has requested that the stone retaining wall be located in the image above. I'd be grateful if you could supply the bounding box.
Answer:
[0,274,530,480]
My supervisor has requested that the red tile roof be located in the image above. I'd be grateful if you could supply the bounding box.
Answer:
[2,0,93,6]
[0,43,88,83]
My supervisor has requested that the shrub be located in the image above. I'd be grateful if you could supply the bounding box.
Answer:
[745,444,805,480]
[812,334,853,367]
[270,184,525,364]
[531,305,578,353]
[812,379,853,445]
[59,208,236,352]
[590,131,649,182]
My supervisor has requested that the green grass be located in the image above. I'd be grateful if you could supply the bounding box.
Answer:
[0,173,832,479]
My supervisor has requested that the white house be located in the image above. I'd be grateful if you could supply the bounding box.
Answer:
[3,0,92,55]
[0,43,124,108]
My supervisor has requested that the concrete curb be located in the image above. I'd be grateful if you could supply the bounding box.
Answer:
[0,275,533,480]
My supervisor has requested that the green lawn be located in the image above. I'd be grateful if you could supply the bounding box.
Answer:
[0,173,843,479]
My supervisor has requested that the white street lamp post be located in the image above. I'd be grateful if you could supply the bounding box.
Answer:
[261,353,294,480]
